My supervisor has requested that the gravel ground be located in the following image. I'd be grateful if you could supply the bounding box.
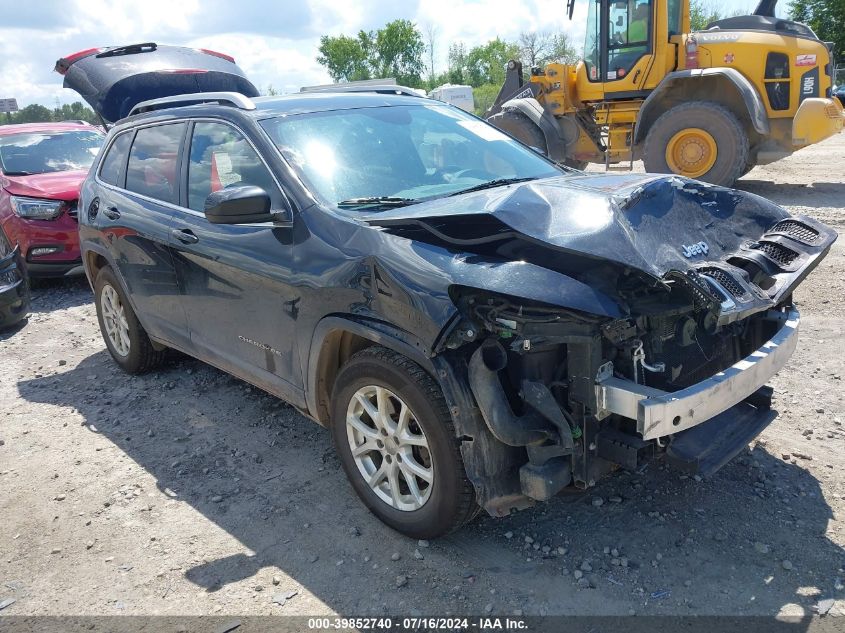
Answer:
[1,134,844,618]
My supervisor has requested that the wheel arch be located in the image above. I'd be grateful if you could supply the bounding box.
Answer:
[634,69,769,146]
[305,316,437,427]
[84,246,166,350]
[84,248,110,290]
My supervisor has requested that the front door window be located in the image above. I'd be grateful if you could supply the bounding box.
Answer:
[607,0,652,81]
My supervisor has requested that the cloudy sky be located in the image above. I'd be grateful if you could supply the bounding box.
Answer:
[1,0,773,108]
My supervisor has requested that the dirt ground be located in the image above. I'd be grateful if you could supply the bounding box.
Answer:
[1,135,844,619]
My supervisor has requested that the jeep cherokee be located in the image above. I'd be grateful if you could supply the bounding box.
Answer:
[58,43,837,538]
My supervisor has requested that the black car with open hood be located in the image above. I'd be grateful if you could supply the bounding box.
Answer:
[55,43,259,123]
[59,45,837,538]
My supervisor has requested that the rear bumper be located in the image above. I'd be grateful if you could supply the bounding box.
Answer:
[595,307,799,440]
[0,246,31,330]
[792,97,845,147]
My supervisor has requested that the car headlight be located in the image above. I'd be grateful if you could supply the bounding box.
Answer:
[10,196,64,220]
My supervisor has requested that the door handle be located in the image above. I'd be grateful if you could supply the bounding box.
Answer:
[171,228,199,244]
[102,206,121,220]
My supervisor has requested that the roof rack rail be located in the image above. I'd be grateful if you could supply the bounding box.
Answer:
[128,92,256,117]
[300,83,426,98]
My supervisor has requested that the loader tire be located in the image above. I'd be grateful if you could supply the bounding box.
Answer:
[487,109,587,170]
[488,109,547,153]
[643,101,749,186]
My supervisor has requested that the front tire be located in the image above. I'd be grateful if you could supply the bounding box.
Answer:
[330,346,477,538]
[643,101,749,186]
[94,266,166,374]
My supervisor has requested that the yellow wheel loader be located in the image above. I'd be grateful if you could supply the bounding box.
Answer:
[485,0,845,185]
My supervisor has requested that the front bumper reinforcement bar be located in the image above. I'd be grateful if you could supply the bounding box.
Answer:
[595,308,799,440]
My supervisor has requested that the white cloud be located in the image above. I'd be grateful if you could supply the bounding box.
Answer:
[0,0,770,108]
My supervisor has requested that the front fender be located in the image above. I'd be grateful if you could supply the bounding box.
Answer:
[305,315,437,425]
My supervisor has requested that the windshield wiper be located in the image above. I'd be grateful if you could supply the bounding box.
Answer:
[2,171,33,176]
[336,196,417,210]
[447,176,538,197]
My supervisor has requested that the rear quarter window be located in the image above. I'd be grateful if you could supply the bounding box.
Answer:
[125,123,186,204]
[98,132,133,187]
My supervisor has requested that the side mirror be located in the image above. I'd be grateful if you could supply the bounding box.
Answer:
[204,185,293,226]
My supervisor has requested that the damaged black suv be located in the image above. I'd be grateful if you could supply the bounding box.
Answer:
[60,44,836,538]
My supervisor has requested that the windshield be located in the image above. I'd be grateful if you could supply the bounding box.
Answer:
[259,104,562,209]
[0,129,104,175]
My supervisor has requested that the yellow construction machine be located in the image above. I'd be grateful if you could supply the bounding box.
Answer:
[486,0,844,185]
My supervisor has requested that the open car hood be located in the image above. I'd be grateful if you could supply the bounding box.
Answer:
[366,173,837,319]
[55,43,259,123]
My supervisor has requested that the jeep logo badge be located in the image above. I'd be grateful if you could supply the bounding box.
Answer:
[682,241,709,258]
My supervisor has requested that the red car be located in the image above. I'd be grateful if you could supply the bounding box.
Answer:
[0,121,104,277]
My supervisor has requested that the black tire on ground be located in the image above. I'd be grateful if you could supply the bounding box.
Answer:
[643,101,749,186]
[330,346,478,539]
[487,109,588,170]
[94,266,167,374]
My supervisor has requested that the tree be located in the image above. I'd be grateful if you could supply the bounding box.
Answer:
[790,0,845,63]
[316,20,425,87]
[546,33,579,65]
[1,101,99,126]
[690,0,744,31]
[447,42,468,84]
[372,20,426,86]
[8,104,56,124]
[424,23,439,88]
[53,101,99,124]
[465,38,521,87]
[519,31,578,69]
[317,33,372,82]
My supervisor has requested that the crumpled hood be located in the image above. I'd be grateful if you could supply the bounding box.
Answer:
[366,172,837,322]
[1,170,87,200]
[365,173,794,280]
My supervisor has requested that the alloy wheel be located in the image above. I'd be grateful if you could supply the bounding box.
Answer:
[345,385,434,511]
[100,284,130,357]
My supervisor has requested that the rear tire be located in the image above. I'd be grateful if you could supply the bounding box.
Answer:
[330,346,478,538]
[643,101,749,186]
[94,266,166,374]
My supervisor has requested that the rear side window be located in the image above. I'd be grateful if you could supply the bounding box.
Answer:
[126,123,186,204]
[98,132,132,187]
[187,122,279,212]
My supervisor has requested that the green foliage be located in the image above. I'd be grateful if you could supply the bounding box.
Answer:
[790,0,845,63]
[464,38,521,87]
[447,42,469,84]
[316,20,425,87]
[1,101,98,126]
[472,83,503,116]
[689,0,743,32]
[373,20,425,86]
[519,31,578,69]
[317,32,372,82]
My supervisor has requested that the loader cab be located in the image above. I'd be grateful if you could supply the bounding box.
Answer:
[580,0,682,100]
